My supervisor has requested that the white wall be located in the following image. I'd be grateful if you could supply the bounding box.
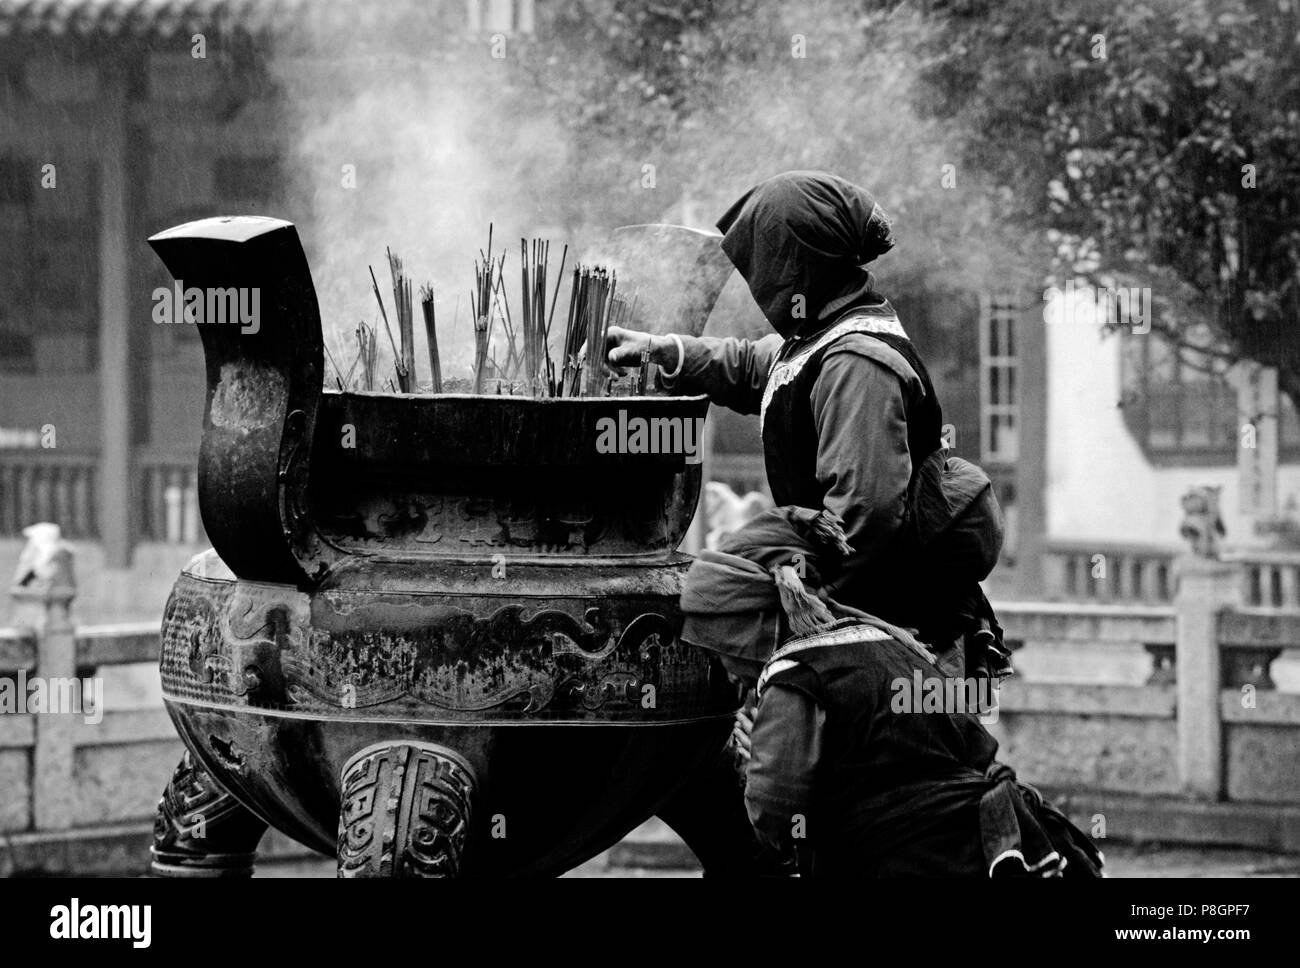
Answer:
[1045,294,1300,548]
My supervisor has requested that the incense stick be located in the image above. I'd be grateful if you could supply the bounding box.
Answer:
[355,322,378,391]
[368,264,404,390]
[386,248,415,393]
[420,282,441,393]
[322,340,345,390]
[472,225,498,394]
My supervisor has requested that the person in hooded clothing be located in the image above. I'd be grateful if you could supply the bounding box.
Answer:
[606,171,1040,875]
[608,171,1003,663]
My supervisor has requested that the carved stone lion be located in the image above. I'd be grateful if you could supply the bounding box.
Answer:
[11,522,76,600]
[1179,486,1226,558]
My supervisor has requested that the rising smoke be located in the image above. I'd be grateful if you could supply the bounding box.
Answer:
[267,1,1023,384]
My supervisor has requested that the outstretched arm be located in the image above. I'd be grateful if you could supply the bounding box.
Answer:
[606,326,782,415]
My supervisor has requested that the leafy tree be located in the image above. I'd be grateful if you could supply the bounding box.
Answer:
[906,0,1300,403]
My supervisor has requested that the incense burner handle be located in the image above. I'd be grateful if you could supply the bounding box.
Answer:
[147,216,333,586]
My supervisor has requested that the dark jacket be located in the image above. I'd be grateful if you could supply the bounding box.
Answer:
[747,624,1104,878]
[663,305,1002,652]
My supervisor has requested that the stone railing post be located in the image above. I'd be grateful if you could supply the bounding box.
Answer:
[9,523,78,831]
[1173,553,1240,800]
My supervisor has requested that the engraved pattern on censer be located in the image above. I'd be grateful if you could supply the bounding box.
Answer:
[151,750,268,876]
[161,574,716,720]
[313,485,682,554]
[337,742,477,878]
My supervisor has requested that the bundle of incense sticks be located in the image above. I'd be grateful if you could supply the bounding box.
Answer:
[355,322,378,391]
[471,224,499,394]
[343,228,653,398]
[386,248,415,393]
[559,265,588,395]
[520,237,544,392]
[419,283,441,393]
[582,269,614,396]
[558,265,637,397]
[492,254,516,379]
[518,237,568,394]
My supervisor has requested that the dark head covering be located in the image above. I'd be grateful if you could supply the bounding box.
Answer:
[716,171,895,337]
[678,507,853,682]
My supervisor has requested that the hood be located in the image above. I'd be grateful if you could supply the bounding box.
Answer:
[716,171,895,337]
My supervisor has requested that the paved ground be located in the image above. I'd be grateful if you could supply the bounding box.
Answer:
[257,843,1300,878]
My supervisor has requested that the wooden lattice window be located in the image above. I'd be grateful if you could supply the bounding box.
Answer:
[0,154,98,374]
[467,0,535,34]
[979,292,1019,464]
[1120,326,1300,464]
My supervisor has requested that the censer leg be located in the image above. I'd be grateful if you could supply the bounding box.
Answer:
[336,741,478,878]
[150,750,268,877]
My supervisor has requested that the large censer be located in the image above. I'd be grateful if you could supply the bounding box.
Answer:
[146,216,741,877]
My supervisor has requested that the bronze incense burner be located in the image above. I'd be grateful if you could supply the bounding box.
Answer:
[147,216,739,877]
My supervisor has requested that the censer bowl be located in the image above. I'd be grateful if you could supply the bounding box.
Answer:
[145,216,741,877]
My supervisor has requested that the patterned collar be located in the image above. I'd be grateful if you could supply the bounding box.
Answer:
[757,621,893,697]
[759,311,909,431]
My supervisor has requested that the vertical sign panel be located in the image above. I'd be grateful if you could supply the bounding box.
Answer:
[1238,362,1278,517]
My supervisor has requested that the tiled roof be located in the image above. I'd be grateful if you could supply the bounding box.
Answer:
[0,0,362,40]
